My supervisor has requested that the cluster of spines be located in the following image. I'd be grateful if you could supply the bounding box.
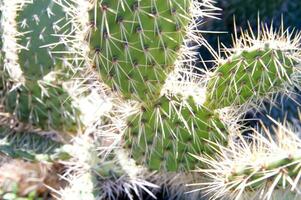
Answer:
[205,23,301,109]
[191,118,301,200]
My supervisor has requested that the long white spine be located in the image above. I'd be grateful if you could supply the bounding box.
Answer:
[0,0,28,87]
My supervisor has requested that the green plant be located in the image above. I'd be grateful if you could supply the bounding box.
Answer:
[84,0,301,175]
[56,1,301,199]
[193,117,301,200]
[1,0,301,200]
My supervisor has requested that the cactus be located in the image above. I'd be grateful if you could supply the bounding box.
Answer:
[188,25,301,199]
[86,0,301,175]
[193,117,301,200]
[84,0,229,172]
[1,0,301,200]
[0,0,81,135]
[89,0,190,101]
[205,44,297,109]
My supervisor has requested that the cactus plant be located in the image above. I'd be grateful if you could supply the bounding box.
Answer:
[205,43,297,109]
[201,0,301,134]
[189,25,301,200]
[84,0,229,172]
[1,0,301,200]
[46,2,301,199]
[85,0,301,175]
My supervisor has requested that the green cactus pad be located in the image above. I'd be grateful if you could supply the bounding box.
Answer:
[16,0,66,80]
[89,0,190,102]
[124,96,226,171]
[2,0,80,133]
[206,47,295,109]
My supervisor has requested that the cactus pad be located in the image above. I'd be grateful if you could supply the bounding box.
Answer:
[206,46,296,109]
[124,96,226,171]
[1,0,80,133]
[89,0,190,101]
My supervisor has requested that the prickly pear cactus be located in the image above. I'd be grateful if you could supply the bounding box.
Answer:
[2,0,301,200]
[206,44,297,109]
[192,25,301,200]
[0,0,80,134]
[87,0,301,175]
[87,0,228,172]
[89,0,190,102]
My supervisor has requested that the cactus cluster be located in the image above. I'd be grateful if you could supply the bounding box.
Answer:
[1,0,301,200]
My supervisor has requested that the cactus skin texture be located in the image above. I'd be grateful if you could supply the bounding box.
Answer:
[89,0,190,102]
[2,0,301,200]
[124,96,225,171]
[206,47,296,109]
[1,0,80,133]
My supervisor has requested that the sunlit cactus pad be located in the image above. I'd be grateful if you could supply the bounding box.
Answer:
[89,0,190,101]
[206,36,299,109]
[124,96,225,171]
